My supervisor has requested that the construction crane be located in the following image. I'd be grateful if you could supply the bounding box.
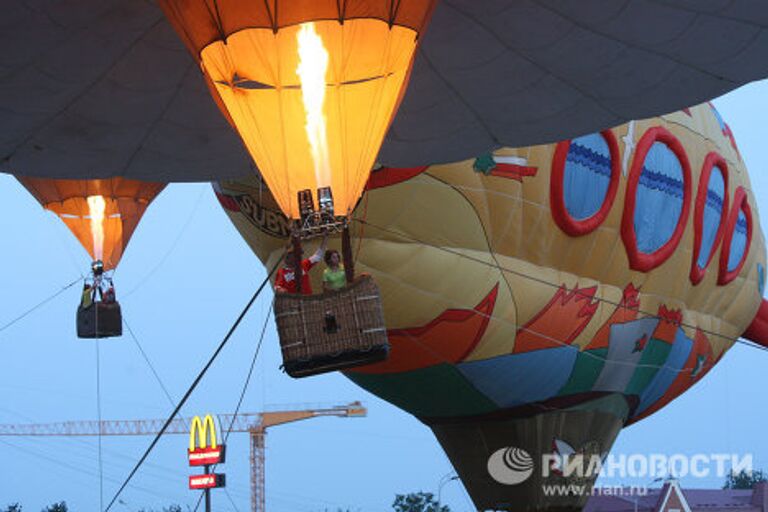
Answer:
[0,401,367,512]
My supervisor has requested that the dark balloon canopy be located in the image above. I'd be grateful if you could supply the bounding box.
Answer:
[3,1,768,181]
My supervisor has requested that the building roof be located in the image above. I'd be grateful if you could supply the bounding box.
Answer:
[587,482,768,512]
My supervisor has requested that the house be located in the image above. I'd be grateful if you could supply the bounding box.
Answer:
[585,480,768,512]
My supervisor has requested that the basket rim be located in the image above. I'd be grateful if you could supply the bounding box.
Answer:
[274,273,377,303]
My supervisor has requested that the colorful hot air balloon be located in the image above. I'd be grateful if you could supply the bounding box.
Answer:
[18,177,165,337]
[214,102,767,512]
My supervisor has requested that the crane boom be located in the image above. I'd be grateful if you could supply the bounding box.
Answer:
[0,401,366,512]
[0,402,366,436]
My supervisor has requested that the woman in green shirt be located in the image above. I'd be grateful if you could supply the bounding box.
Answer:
[323,250,347,291]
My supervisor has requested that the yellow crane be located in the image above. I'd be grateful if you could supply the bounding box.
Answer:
[0,401,367,512]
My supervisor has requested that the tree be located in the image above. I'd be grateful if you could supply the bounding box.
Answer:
[3,504,22,512]
[41,503,67,512]
[724,469,767,489]
[392,492,450,512]
[137,506,187,512]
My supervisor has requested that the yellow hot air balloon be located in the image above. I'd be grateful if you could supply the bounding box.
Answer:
[158,1,437,373]
[18,177,165,338]
[159,0,436,221]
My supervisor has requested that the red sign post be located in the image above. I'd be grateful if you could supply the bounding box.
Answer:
[188,445,226,466]
[188,414,226,512]
[189,473,226,490]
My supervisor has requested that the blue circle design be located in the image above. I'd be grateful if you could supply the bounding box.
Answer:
[633,142,686,254]
[563,133,612,221]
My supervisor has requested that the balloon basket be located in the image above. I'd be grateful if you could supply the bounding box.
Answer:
[274,274,389,378]
[77,301,123,339]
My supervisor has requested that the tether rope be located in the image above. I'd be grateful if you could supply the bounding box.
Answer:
[104,262,278,512]
[95,339,104,511]
[121,185,207,299]
[0,276,82,335]
[353,217,764,349]
[193,302,274,512]
[123,315,179,411]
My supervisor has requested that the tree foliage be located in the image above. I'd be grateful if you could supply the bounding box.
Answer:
[392,492,451,512]
[724,469,767,489]
[137,506,187,512]
[41,503,67,512]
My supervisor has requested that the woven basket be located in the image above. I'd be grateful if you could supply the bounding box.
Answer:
[77,301,123,339]
[274,274,389,377]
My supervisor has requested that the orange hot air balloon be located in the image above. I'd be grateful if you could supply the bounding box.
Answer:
[17,178,165,270]
[159,0,436,220]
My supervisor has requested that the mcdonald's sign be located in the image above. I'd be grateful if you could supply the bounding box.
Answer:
[188,414,226,466]
[189,473,226,490]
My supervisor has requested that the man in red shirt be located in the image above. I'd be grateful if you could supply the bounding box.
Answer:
[275,235,328,295]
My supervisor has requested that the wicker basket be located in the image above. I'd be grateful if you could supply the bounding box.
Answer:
[274,274,389,378]
[77,301,123,339]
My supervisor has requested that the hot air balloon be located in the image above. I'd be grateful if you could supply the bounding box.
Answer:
[17,177,165,338]
[4,3,768,182]
[214,102,767,512]
[156,0,438,375]
[4,3,768,511]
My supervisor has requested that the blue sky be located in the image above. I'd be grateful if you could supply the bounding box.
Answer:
[0,80,767,512]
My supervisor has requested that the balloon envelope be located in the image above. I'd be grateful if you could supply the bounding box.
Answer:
[4,2,768,181]
[215,102,766,511]
[159,0,436,218]
[18,177,165,270]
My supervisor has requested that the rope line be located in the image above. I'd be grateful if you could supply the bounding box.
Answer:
[193,303,274,512]
[377,261,716,376]
[0,276,82,335]
[353,217,759,347]
[121,185,206,299]
[123,315,179,411]
[103,262,278,512]
[95,340,104,511]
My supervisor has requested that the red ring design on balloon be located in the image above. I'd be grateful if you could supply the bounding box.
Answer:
[718,186,752,285]
[621,126,692,272]
[550,130,621,236]
[690,152,729,285]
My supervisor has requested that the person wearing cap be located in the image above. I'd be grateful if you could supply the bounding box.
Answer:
[275,234,328,295]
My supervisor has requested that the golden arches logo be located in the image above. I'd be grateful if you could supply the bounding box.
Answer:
[189,414,218,452]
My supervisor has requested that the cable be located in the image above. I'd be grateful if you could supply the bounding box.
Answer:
[0,438,184,505]
[225,303,273,444]
[123,315,179,411]
[104,262,278,512]
[43,210,86,280]
[193,303,274,512]
[736,339,768,352]
[96,340,104,511]
[0,276,82,335]
[121,185,206,299]
[353,217,758,347]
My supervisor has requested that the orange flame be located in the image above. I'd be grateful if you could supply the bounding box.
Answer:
[87,195,106,260]
[296,22,331,189]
